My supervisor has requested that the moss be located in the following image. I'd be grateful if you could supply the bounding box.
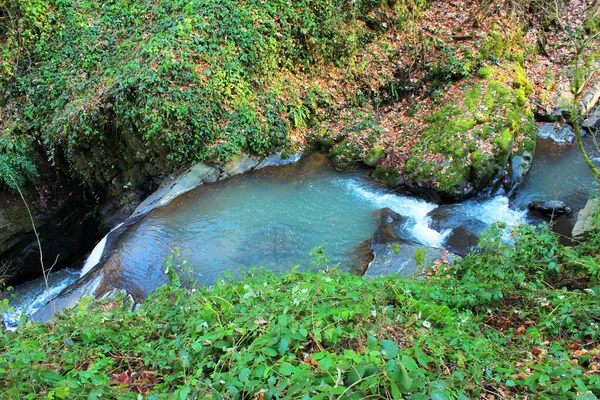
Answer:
[406,72,535,196]
[515,89,527,107]
[477,66,493,79]
[585,3,600,34]
[513,63,533,95]
[414,248,426,266]
[372,166,400,187]
[363,146,386,167]
[330,139,362,170]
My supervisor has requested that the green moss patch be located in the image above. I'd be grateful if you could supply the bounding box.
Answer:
[403,78,535,194]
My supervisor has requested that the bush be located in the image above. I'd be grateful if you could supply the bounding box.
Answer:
[477,66,493,78]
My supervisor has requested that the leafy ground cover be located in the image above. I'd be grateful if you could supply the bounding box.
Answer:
[1,220,599,398]
[2,0,597,200]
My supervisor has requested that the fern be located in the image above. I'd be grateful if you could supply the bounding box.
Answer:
[0,135,38,191]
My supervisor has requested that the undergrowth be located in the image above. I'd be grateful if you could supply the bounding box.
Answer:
[0,0,418,191]
[1,222,599,398]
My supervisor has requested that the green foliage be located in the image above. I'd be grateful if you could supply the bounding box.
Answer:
[0,0,53,85]
[0,134,38,190]
[1,0,395,189]
[413,248,425,266]
[404,80,536,193]
[477,66,493,79]
[2,224,600,398]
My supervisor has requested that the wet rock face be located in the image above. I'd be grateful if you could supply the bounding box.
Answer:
[528,200,573,216]
[1,206,101,285]
[582,105,600,131]
[445,226,479,257]
[536,123,576,145]
[572,197,600,239]
[370,207,408,244]
[365,207,458,278]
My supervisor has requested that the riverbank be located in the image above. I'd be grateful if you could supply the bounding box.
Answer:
[1,220,599,398]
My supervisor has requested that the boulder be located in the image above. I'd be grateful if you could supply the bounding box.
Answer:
[365,207,458,278]
[371,208,409,243]
[536,123,576,145]
[582,105,600,131]
[365,241,457,278]
[445,226,479,257]
[256,151,303,169]
[219,153,259,179]
[579,80,600,115]
[506,149,533,195]
[572,197,600,239]
[131,162,218,219]
[528,200,573,216]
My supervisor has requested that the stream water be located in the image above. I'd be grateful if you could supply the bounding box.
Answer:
[3,140,599,329]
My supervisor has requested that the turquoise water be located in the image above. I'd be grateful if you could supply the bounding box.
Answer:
[94,154,524,298]
[5,153,529,325]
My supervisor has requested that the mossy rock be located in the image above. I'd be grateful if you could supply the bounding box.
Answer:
[330,139,362,170]
[363,146,386,167]
[403,77,535,198]
[372,166,401,187]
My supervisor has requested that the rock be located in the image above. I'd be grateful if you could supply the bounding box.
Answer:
[579,80,600,115]
[365,207,458,278]
[256,151,304,169]
[1,204,101,286]
[131,162,218,219]
[528,200,572,216]
[32,273,105,323]
[220,153,259,179]
[365,241,457,278]
[551,81,575,116]
[445,226,479,256]
[371,208,410,243]
[100,288,138,312]
[572,197,600,239]
[352,239,375,276]
[0,191,34,258]
[582,105,600,131]
[506,149,533,195]
[536,123,575,144]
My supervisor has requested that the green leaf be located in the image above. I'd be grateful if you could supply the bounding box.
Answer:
[263,347,278,357]
[390,380,403,399]
[380,340,399,359]
[279,362,295,376]
[367,335,378,350]
[239,367,250,384]
[179,386,191,400]
[278,337,289,355]
[398,363,413,391]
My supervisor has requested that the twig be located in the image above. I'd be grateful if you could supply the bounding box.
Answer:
[7,171,54,314]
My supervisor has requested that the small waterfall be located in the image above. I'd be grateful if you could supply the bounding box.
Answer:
[2,268,79,330]
[341,178,526,247]
[80,222,125,277]
[80,235,107,277]
[341,179,451,247]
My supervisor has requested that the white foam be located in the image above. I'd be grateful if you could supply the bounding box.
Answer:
[80,235,107,277]
[340,178,525,248]
[81,223,125,278]
[2,272,78,330]
[341,179,450,247]
[456,196,526,230]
